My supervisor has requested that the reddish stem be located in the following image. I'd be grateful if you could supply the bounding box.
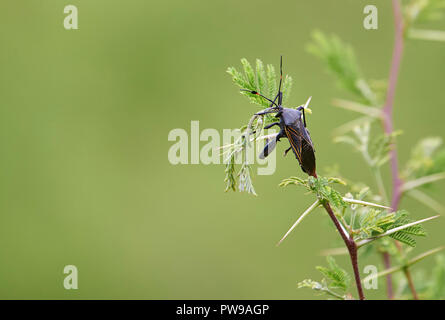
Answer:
[404,269,419,300]
[382,0,404,201]
[383,252,394,299]
[311,171,364,299]
[381,0,418,300]
[322,202,365,300]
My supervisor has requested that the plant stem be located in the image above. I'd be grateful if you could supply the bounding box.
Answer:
[322,202,365,300]
[383,0,404,210]
[381,0,419,300]
[383,252,394,299]
[407,189,445,215]
[403,268,419,300]
[323,287,346,300]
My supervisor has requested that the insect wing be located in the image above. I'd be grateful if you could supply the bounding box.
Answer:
[301,127,314,149]
[285,125,316,176]
[284,126,303,163]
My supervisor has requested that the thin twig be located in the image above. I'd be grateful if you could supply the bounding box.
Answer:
[331,99,382,117]
[403,269,419,300]
[402,172,445,192]
[407,189,445,215]
[363,246,445,282]
[408,28,445,42]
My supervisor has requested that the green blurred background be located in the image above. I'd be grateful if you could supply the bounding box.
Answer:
[0,0,444,299]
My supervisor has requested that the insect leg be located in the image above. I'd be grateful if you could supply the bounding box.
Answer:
[283,147,292,157]
[270,91,279,107]
[275,110,283,118]
[259,133,277,159]
[264,122,279,130]
[297,106,307,127]
[276,128,284,141]
[259,128,286,159]
[302,108,307,127]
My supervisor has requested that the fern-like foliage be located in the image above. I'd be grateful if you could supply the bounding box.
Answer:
[358,209,396,237]
[223,58,294,195]
[404,0,445,26]
[335,122,401,169]
[306,31,377,106]
[238,162,257,196]
[357,209,427,247]
[386,210,427,247]
[403,137,445,179]
[226,58,293,108]
[224,151,237,192]
[222,123,261,195]
[280,176,347,209]
[298,257,351,299]
[316,256,351,291]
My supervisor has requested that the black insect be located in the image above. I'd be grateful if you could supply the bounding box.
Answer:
[242,57,317,177]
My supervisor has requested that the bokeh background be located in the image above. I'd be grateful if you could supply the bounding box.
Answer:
[0,0,444,299]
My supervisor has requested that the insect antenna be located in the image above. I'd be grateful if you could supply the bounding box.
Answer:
[240,89,280,108]
[278,56,283,105]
